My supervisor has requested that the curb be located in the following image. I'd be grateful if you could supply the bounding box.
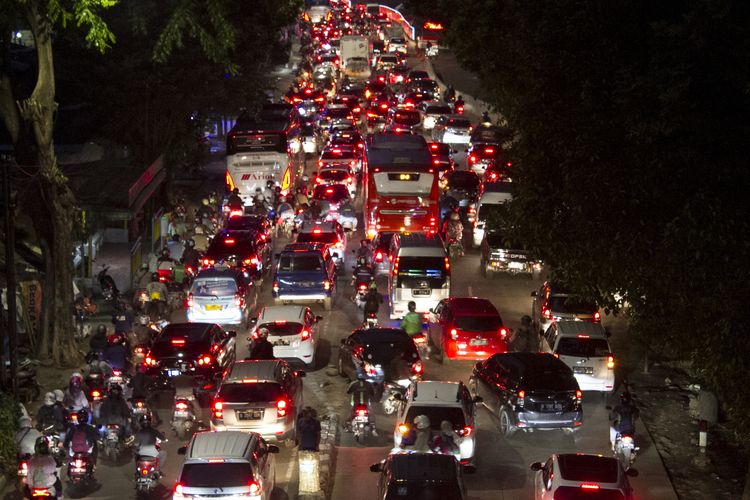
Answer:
[299,411,339,500]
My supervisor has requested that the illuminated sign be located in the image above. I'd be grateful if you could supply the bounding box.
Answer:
[423,21,444,31]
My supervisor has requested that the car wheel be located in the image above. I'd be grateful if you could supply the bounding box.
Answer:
[499,409,517,438]
[324,297,332,311]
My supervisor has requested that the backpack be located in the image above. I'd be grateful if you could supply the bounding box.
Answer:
[71,427,90,453]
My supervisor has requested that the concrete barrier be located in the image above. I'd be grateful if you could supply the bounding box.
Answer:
[299,411,339,500]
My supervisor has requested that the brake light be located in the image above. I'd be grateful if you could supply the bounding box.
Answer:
[355,405,368,417]
[224,238,235,245]
[580,483,600,490]
[450,328,458,340]
[411,361,423,374]
[273,281,279,293]
[315,176,322,184]
[175,401,189,411]
[461,425,473,437]
[248,481,261,495]
[31,488,50,497]
[318,160,324,168]
[380,103,388,109]
[276,399,288,418]
[325,188,334,194]
[577,334,590,338]
[135,346,145,354]
[144,355,156,366]
[135,400,145,408]
[469,155,477,164]
[576,389,583,400]
[542,307,552,320]
[300,329,311,341]
[323,279,331,291]
[185,293,193,308]
[197,354,213,366]
[517,390,525,408]
[212,400,223,419]
[594,311,601,322]
[171,338,186,346]
[74,459,84,469]
[91,389,101,399]
[234,294,244,307]
[375,251,383,261]
[607,355,615,369]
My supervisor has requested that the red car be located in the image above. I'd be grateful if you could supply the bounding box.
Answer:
[427,297,508,363]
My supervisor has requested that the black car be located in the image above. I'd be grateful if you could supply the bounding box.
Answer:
[469,352,582,437]
[224,215,273,238]
[338,328,422,385]
[202,230,270,278]
[480,229,540,279]
[370,453,468,500]
[443,170,480,216]
[145,322,236,389]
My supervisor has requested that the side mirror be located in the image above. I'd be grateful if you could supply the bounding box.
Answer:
[472,396,483,404]
[295,371,307,378]
[177,446,187,456]
[529,462,543,471]
[268,444,281,454]
[369,462,383,473]
[316,315,324,322]
[530,291,537,297]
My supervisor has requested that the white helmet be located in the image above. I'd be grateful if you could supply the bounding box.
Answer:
[414,414,430,430]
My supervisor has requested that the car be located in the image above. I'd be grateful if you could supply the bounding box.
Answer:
[419,102,454,130]
[311,183,352,215]
[466,142,502,175]
[173,430,279,500]
[427,141,456,175]
[296,220,347,261]
[224,214,273,239]
[320,104,354,125]
[404,79,441,101]
[329,130,365,158]
[314,166,357,196]
[331,94,363,115]
[530,453,635,500]
[371,231,395,274]
[387,64,409,85]
[272,243,337,310]
[392,381,480,466]
[290,123,318,154]
[531,281,601,335]
[364,78,389,101]
[249,305,322,367]
[472,181,514,247]
[406,70,429,83]
[428,298,508,364]
[441,170,480,225]
[399,91,432,109]
[469,123,514,146]
[370,453,468,500]
[202,230,268,279]
[386,108,421,133]
[480,229,541,278]
[541,321,615,393]
[469,352,583,437]
[432,115,473,144]
[372,53,399,71]
[186,267,259,326]
[318,145,360,170]
[482,159,513,183]
[386,36,407,54]
[339,80,366,99]
[209,359,305,444]
[144,322,236,385]
[337,328,423,385]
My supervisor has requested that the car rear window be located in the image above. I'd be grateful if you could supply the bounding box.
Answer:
[219,382,282,403]
[404,406,466,430]
[552,487,624,500]
[425,104,452,115]
[448,119,472,128]
[191,279,237,296]
[259,322,303,336]
[181,462,253,487]
[297,232,340,245]
[393,111,420,125]
[319,170,351,182]
[278,254,323,272]
[447,171,479,190]
[326,107,351,119]
[548,295,598,315]
[363,342,417,365]
[454,315,502,332]
[557,338,610,358]
[313,184,350,202]
[385,482,463,500]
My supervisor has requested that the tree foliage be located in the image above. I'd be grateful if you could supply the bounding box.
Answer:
[413,0,750,434]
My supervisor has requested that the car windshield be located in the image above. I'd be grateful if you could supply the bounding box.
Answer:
[180,463,253,488]
[278,254,322,272]
[551,487,625,500]
[320,170,351,182]
[297,232,340,244]
[454,315,502,332]
[218,382,282,403]
[385,483,463,500]
[225,218,263,231]
[259,322,303,336]
[548,295,598,315]
[477,203,508,222]
[557,338,610,358]
[326,107,351,119]
[396,257,445,278]
[404,406,466,430]
[559,454,620,483]
[191,279,238,296]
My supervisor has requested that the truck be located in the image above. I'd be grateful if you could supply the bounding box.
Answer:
[339,35,371,81]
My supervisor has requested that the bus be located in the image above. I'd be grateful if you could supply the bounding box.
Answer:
[225,107,297,205]
[363,133,440,239]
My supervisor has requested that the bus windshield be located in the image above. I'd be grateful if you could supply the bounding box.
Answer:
[227,132,286,154]
[373,172,433,196]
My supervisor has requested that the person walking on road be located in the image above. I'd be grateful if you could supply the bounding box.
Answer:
[297,407,321,452]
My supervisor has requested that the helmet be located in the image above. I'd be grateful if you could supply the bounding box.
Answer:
[186,238,195,248]
[360,240,369,247]
[109,384,123,397]
[69,372,84,389]
[255,187,262,193]
[34,436,50,455]
[440,420,453,435]
[414,414,430,430]
[232,188,240,195]
[97,324,107,335]
[194,216,201,224]
[275,186,282,193]
[77,408,89,424]
[408,301,416,312]
[53,389,64,403]
[266,180,275,189]
[257,327,270,339]
[161,248,171,258]
[450,212,460,221]
[521,315,531,325]
[43,392,55,406]
[620,391,633,404]
[151,272,159,282]
[139,414,153,428]
[202,198,210,206]
[19,415,32,429]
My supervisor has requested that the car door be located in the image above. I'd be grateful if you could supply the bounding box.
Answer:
[339,337,356,379]
[489,358,512,414]
[212,326,234,368]
[251,437,274,499]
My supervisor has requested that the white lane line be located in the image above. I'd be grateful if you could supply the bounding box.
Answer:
[282,446,298,487]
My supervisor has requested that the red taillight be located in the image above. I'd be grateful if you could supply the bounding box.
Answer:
[175,401,189,411]
[358,284,367,291]
[171,338,186,346]
[212,400,223,419]
[224,238,235,245]
[144,355,156,366]
[543,308,552,320]
[248,481,261,495]
[91,389,101,399]
[607,355,615,369]
[273,281,279,293]
[375,251,383,261]
[234,294,244,307]
[461,425,473,437]
[315,176,322,184]
[31,488,51,497]
[411,361,423,374]
[594,311,601,322]
[318,160,324,167]
[74,459,84,469]
[135,346,145,354]
[301,329,311,341]
[450,328,458,339]
[135,400,145,408]
[469,155,477,164]
[276,399,288,418]
[499,327,508,339]
[580,483,600,490]
[197,354,213,366]
[243,256,258,266]
[355,405,368,417]
[323,279,331,290]
[175,483,184,495]
[576,389,583,400]
[185,293,193,308]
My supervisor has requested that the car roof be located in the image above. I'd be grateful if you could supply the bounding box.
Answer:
[281,243,327,254]
[446,297,499,315]
[411,381,464,405]
[492,352,573,374]
[299,221,339,233]
[186,430,254,461]
[225,359,286,383]
[554,321,607,338]
[194,268,244,280]
[259,305,306,323]
[388,452,459,481]
[161,323,213,341]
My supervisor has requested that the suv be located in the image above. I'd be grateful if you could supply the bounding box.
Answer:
[174,430,279,500]
[210,359,305,445]
[144,322,236,384]
[393,381,480,467]
[249,305,322,368]
[428,298,508,364]
[186,267,259,327]
[542,321,615,393]
[337,328,423,385]
[480,229,541,279]
[386,108,421,133]
[466,142,501,175]
[432,116,473,144]
[202,230,268,279]
[295,220,347,264]
[469,352,583,437]
[370,453,468,500]
[530,453,635,500]
[272,243,337,310]
[531,282,601,335]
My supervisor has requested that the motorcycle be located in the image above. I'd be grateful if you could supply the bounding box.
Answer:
[171,396,197,439]
[614,434,638,470]
[67,450,95,493]
[131,398,153,431]
[411,332,431,361]
[134,452,162,498]
[454,101,465,114]
[97,266,119,301]
[101,424,125,462]
[364,312,378,328]
[447,237,463,259]
[351,268,374,307]
[350,404,373,444]
[41,426,66,466]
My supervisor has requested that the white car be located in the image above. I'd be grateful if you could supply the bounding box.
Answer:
[387,37,408,54]
[530,453,635,500]
[295,220,347,265]
[392,381,479,467]
[249,305,321,367]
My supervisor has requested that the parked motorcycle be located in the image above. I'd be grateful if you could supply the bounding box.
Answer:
[98,265,119,301]
[171,396,197,440]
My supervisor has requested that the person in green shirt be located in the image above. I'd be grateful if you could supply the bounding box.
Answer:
[401,301,429,359]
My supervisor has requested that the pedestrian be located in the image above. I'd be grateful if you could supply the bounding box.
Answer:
[297,407,321,452]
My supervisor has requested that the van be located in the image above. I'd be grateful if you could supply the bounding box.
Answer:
[472,181,513,247]
[541,321,615,393]
[388,233,449,319]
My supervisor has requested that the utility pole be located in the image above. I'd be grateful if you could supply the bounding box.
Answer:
[3,162,18,397]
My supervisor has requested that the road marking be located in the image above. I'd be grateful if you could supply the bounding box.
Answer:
[283,446,298,487]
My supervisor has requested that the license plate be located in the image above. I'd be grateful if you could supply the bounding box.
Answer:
[508,261,524,270]
[173,410,189,418]
[109,377,123,385]
[540,403,563,412]
[573,366,594,375]
[470,338,488,346]
[412,289,431,296]
[273,340,290,346]
[205,304,222,311]
[133,408,147,415]
[167,369,181,377]
[238,410,264,421]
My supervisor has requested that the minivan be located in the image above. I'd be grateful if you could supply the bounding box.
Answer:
[272,243,337,310]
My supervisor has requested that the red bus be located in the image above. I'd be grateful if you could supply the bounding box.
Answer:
[363,133,440,238]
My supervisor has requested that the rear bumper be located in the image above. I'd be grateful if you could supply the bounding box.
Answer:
[443,339,507,361]
[272,341,315,365]
[210,420,294,442]
[187,307,243,324]
[275,292,330,302]
[514,409,583,430]
[575,374,615,392]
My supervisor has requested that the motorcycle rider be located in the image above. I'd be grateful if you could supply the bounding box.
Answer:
[362,282,383,323]
[130,364,161,426]
[15,415,42,457]
[98,384,134,444]
[226,188,243,211]
[346,373,377,435]
[157,248,174,267]
[112,301,135,337]
[356,239,372,264]
[103,334,129,372]
[248,327,275,360]
[89,324,108,358]
[63,373,90,414]
[610,390,639,450]
[181,238,201,270]
[35,393,60,432]
[400,301,427,358]
[444,212,464,255]
[263,180,276,206]
[444,84,456,102]
[146,273,168,319]
[51,391,67,433]
[195,198,215,225]
[64,409,99,467]
[295,187,309,207]
[26,437,62,498]
[454,95,465,111]
[133,414,167,473]
[352,256,374,283]
[481,110,491,123]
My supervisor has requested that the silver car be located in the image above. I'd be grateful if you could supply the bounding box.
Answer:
[209,360,305,445]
